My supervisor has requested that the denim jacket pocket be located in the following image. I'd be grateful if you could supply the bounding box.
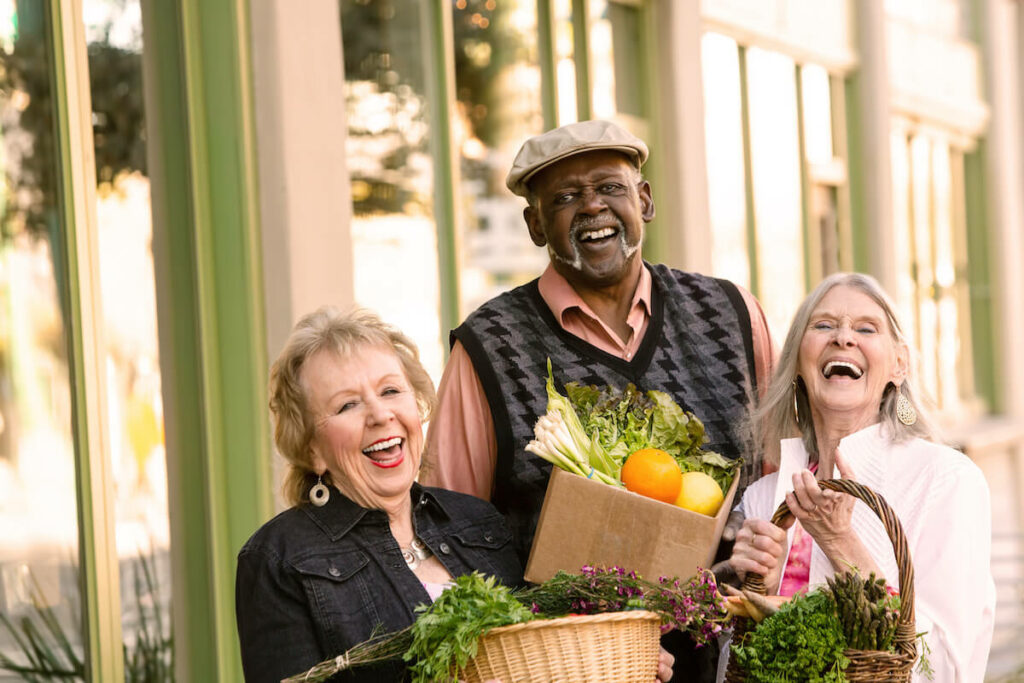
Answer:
[448,523,519,582]
[292,552,381,650]
[451,523,513,550]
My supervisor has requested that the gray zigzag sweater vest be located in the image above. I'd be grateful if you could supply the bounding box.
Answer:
[452,263,758,564]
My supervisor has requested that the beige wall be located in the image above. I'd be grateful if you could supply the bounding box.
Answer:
[249,0,355,364]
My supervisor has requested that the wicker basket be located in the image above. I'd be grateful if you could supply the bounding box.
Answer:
[461,609,661,683]
[725,479,917,683]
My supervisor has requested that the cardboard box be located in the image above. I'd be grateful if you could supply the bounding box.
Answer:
[524,467,739,583]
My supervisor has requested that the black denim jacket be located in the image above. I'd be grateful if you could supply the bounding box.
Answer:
[235,483,523,683]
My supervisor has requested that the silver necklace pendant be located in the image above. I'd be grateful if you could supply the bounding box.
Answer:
[401,538,431,570]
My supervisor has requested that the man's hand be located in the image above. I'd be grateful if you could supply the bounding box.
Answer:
[720,509,744,542]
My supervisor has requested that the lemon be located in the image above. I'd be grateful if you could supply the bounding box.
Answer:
[674,471,724,516]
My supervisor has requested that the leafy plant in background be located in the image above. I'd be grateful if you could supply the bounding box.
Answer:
[0,552,173,682]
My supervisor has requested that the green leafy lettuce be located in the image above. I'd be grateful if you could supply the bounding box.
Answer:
[561,373,740,494]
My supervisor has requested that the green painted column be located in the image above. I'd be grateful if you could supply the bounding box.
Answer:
[139,0,273,680]
[47,0,124,679]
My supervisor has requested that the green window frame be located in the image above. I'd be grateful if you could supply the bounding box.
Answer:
[140,0,273,680]
[6,0,273,680]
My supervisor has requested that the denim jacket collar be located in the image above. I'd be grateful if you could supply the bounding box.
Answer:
[300,481,453,541]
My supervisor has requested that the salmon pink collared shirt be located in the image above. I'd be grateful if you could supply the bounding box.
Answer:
[422,264,776,500]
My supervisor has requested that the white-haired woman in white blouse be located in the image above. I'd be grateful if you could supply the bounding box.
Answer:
[724,273,995,683]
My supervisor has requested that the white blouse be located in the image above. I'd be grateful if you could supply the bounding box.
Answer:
[736,423,995,683]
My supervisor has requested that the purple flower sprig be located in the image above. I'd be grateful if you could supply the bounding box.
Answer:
[516,565,730,647]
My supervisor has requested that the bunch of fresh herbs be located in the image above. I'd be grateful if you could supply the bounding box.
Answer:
[731,590,850,682]
[403,573,535,683]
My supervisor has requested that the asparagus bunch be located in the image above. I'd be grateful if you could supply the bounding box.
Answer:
[825,571,901,652]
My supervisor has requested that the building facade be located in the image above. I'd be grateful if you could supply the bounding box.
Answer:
[0,0,1021,680]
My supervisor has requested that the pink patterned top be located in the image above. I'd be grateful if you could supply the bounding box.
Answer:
[778,463,817,597]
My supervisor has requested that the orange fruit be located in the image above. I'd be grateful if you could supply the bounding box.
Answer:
[674,471,724,516]
[621,448,682,504]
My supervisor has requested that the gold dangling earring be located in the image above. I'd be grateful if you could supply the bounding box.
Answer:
[896,387,917,426]
[310,475,330,507]
[792,380,801,426]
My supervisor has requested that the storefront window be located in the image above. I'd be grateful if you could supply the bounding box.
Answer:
[589,0,646,126]
[340,0,443,378]
[452,0,545,316]
[891,125,971,414]
[83,0,172,676]
[701,32,749,290]
[745,46,805,338]
[0,0,83,673]
[554,0,577,126]
[703,34,847,339]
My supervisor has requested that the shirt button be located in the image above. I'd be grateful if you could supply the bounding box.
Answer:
[439,543,450,554]
[484,533,494,543]
[328,567,341,577]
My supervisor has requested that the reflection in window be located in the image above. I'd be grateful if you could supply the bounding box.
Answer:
[702,36,845,342]
[800,65,833,168]
[553,0,577,126]
[801,65,843,279]
[746,47,804,339]
[891,128,971,414]
[589,0,646,133]
[701,33,749,290]
[82,0,173,676]
[884,0,972,40]
[340,0,443,379]
[452,0,546,316]
[0,0,83,673]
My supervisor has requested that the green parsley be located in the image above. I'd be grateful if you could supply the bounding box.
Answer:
[731,590,850,682]
[403,573,535,683]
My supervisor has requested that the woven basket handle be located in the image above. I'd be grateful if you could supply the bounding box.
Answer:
[741,478,916,657]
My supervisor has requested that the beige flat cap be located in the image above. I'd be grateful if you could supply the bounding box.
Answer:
[505,120,649,198]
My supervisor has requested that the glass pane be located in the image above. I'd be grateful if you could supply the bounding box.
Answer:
[589,0,645,122]
[746,47,805,338]
[930,138,959,411]
[889,126,919,355]
[0,1,84,676]
[909,134,937,399]
[553,0,577,126]
[339,0,444,379]
[884,0,971,40]
[800,64,833,167]
[701,32,749,290]
[452,0,546,316]
[81,0,173,677]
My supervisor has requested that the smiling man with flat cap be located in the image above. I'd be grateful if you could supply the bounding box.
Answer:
[424,120,775,677]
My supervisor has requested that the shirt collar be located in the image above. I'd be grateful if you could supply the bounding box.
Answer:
[301,481,451,541]
[537,262,652,324]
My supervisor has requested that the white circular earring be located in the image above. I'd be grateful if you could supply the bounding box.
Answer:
[309,475,330,507]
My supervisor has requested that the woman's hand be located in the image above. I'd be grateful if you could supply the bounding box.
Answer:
[785,448,856,548]
[785,449,882,578]
[730,517,788,592]
[656,646,674,682]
